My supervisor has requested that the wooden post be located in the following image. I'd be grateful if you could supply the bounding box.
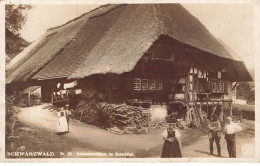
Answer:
[219,105,224,121]
[211,105,217,118]
[27,90,31,107]
[230,103,233,116]
[79,109,84,122]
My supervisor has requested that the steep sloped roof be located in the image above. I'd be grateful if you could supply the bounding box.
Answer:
[6,4,252,83]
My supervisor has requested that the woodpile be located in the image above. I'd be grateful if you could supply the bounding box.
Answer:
[100,103,150,127]
[108,127,125,135]
[72,98,210,133]
[74,99,102,126]
[74,99,151,133]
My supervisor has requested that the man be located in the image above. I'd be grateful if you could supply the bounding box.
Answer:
[224,116,242,158]
[208,115,222,157]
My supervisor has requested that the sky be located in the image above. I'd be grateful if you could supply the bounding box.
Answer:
[20,3,255,69]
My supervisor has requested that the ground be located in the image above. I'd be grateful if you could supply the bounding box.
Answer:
[7,104,255,158]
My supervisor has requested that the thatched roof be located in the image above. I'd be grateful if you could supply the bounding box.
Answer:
[6,54,11,64]
[22,86,40,94]
[6,4,252,84]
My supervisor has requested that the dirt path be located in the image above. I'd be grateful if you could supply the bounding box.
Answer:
[18,104,164,156]
[182,134,255,158]
[18,104,255,158]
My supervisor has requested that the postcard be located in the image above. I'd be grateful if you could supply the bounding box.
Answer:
[0,0,259,163]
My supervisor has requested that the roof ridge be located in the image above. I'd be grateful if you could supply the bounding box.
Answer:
[89,4,125,19]
[46,4,113,31]
[153,4,166,34]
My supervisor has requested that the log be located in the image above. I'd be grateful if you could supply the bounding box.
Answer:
[27,90,31,107]
[114,113,128,118]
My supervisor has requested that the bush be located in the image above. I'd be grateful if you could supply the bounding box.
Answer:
[223,104,255,120]
[6,95,21,137]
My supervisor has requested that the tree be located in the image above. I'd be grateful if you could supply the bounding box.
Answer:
[5,5,32,150]
[236,82,255,104]
[5,5,32,59]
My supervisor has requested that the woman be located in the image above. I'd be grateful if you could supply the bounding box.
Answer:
[161,118,182,158]
[57,108,68,135]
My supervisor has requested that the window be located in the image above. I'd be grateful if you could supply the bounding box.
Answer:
[189,75,193,82]
[156,79,163,90]
[211,79,224,93]
[134,78,141,91]
[224,82,228,93]
[154,45,173,60]
[149,79,156,90]
[189,84,193,90]
[189,92,193,100]
[194,68,198,74]
[175,84,185,93]
[142,79,148,90]
[218,71,222,79]
[198,78,206,93]
[212,81,216,92]
[219,81,224,92]
[134,78,163,91]
[198,69,207,78]
[190,67,193,73]
[208,70,218,79]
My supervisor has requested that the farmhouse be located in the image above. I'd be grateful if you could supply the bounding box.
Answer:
[6,4,252,127]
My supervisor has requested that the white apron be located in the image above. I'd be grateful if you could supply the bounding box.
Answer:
[57,111,68,133]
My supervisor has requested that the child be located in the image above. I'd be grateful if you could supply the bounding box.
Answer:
[57,108,69,136]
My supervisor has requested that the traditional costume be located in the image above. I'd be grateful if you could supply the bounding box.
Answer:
[57,109,68,134]
[161,118,182,158]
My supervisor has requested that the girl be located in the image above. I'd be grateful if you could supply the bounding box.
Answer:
[161,118,182,158]
[57,108,69,136]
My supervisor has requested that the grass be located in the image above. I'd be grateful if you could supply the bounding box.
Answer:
[233,104,255,112]
[5,121,102,158]
[223,104,255,120]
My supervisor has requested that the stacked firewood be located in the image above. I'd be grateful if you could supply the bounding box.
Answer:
[100,103,150,127]
[74,99,151,133]
[74,99,102,126]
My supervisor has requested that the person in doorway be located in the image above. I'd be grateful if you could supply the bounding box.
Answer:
[224,116,242,158]
[161,118,182,158]
[208,115,222,157]
[57,108,68,136]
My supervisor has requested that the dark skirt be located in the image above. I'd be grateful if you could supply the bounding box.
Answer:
[161,138,182,158]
